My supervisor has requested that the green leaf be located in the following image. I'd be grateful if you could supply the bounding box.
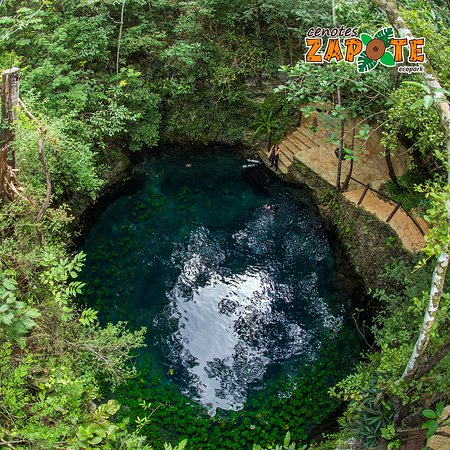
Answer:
[106,424,118,435]
[436,402,444,417]
[423,409,437,419]
[425,420,439,438]
[423,95,433,109]
[26,309,41,319]
[3,279,17,291]
[89,436,103,445]
[284,431,291,446]
[357,53,378,73]
[95,427,107,438]
[401,81,431,94]
[2,312,14,325]
[434,87,450,96]
[409,99,424,110]
[97,399,120,417]
[21,317,36,330]
[360,33,372,46]
[379,51,395,67]
[374,27,394,47]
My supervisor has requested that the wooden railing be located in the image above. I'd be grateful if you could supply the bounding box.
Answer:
[349,177,426,236]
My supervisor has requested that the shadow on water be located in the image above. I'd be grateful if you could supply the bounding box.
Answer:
[80,147,364,446]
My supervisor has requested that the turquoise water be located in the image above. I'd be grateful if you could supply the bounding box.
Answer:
[81,148,358,417]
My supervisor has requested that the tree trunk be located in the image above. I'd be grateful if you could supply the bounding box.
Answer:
[393,67,401,89]
[385,145,399,187]
[0,68,20,200]
[331,0,344,192]
[394,334,450,426]
[402,251,449,381]
[18,98,50,223]
[342,126,356,191]
[372,0,450,383]
[336,114,345,192]
[410,333,450,381]
[116,0,126,75]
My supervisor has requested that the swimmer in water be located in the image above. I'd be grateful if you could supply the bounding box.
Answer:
[264,204,279,212]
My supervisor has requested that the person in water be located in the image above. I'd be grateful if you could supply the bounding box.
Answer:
[268,143,281,171]
[264,204,279,212]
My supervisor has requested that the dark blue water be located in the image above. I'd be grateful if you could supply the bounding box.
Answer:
[81,148,355,416]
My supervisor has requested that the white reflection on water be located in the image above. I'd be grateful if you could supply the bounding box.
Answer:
[161,227,342,415]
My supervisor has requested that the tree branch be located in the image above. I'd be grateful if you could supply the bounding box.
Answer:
[17,98,51,222]
[0,438,16,450]
[410,333,450,381]
[116,0,126,75]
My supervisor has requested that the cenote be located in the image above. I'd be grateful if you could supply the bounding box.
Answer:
[80,148,363,448]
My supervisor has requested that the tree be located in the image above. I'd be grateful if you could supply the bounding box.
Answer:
[371,0,450,384]
[0,67,19,200]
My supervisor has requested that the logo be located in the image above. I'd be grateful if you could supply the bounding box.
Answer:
[304,27,425,73]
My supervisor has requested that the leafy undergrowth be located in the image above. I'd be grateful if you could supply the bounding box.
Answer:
[383,167,429,213]
[112,327,361,450]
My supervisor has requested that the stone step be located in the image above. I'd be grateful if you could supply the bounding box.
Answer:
[257,149,269,164]
[284,136,309,154]
[301,125,335,141]
[279,150,293,165]
[369,179,387,190]
[294,129,318,147]
[258,149,290,174]
[287,133,312,152]
[279,153,292,167]
[280,156,291,167]
[280,142,297,160]
[343,189,364,203]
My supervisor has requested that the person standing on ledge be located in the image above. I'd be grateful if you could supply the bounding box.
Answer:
[268,143,280,172]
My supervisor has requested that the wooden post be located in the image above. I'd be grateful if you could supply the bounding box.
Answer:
[386,203,401,223]
[358,183,370,205]
[0,67,20,199]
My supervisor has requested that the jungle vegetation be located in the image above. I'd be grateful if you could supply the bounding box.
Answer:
[0,0,449,449]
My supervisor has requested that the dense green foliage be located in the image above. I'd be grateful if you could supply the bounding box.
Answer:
[328,259,449,448]
[1,0,450,448]
[268,1,450,448]
[0,1,338,448]
[1,0,328,157]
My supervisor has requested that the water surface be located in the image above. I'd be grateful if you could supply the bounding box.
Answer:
[81,148,356,415]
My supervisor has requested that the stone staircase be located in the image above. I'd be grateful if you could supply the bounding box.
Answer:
[258,112,428,252]
[258,129,314,175]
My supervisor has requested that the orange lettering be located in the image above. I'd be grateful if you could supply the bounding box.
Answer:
[323,38,344,62]
[305,38,323,63]
[390,38,407,62]
[409,38,425,62]
[344,38,363,62]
